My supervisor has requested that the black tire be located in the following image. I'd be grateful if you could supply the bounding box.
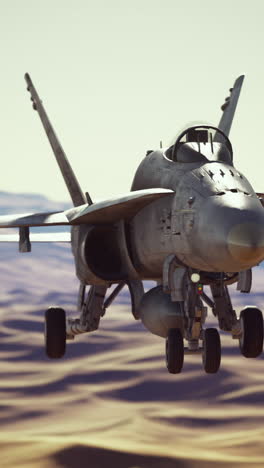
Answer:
[165,328,184,374]
[239,307,263,358]
[45,307,66,359]
[202,328,221,374]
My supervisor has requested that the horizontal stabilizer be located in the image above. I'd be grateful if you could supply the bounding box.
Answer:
[0,232,71,243]
[65,188,174,224]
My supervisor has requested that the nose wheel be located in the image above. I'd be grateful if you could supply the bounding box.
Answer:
[45,307,66,359]
[239,307,263,358]
[166,328,184,374]
[202,328,221,373]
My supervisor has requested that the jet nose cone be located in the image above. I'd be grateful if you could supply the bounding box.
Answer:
[228,222,264,264]
[193,193,264,271]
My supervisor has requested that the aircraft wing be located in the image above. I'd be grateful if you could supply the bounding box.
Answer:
[0,232,71,243]
[0,189,174,229]
[65,188,174,224]
[0,211,69,228]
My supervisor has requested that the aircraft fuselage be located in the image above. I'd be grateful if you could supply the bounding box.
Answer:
[130,149,264,277]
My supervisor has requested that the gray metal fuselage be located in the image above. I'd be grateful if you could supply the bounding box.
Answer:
[129,149,264,278]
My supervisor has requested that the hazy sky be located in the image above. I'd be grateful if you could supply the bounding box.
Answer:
[0,0,263,202]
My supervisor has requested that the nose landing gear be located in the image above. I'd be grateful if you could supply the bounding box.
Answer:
[164,306,264,375]
[202,328,221,373]
[165,326,222,374]
[165,328,184,374]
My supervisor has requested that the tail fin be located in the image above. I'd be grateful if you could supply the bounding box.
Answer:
[214,75,245,143]
[24,73,87,207]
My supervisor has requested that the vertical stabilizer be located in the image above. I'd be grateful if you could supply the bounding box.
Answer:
[25,73,86,207]
[214,75,245,143]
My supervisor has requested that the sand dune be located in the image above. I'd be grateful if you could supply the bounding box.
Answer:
[1,285,264,467]
[0,193,264,467]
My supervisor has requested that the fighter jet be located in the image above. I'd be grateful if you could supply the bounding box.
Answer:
[0,74,263,374]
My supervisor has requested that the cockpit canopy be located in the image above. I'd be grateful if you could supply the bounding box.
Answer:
[166,125,233,165]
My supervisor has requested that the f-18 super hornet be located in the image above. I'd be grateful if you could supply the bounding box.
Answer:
[0,74,263,374]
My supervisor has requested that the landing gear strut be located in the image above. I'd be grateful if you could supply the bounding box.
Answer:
[44,281,144,359]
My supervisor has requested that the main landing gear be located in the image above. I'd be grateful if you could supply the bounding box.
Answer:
[44,284,107,359]
[239,307,263,358]
[45,307,66,359]
[44,281,144,359]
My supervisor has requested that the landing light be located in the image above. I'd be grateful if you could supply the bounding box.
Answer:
[191,273,200,283]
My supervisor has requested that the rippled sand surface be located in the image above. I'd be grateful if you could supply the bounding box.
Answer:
[0,241,264,467]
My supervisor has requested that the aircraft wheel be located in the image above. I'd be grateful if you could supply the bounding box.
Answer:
[202,328,221,374]
[239,307,263,358]
[165,328,184,374]
[45,307,66,359]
